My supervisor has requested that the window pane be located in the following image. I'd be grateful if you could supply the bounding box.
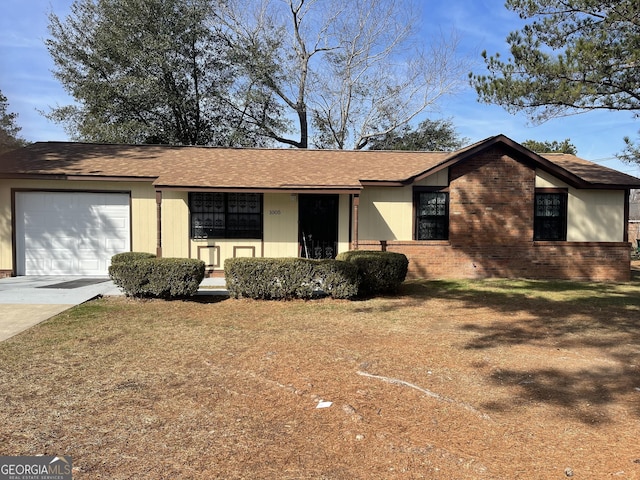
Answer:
[418,218,447,240]
[192,193,204,210]
[419,192,446,216]
[192,213,205,238]
[416,191,448,240]
[189,192,262,239]
[536,194,562,217]
[227,193,238,213]
[213,193,224,212]
[534,193,566,241]
[246,193,260,213]
[213,213,225,231]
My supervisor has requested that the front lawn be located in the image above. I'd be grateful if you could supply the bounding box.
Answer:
[1,278,640,479]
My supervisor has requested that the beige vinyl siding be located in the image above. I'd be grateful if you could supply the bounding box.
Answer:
[190,238,263,269]
[0,179,157,273]
[359,186,412,241]
[0,180,13,272]
[536,170,625,242]
[566,189,625,241]
[414,168,448,187]
[160,191,189,258]
[357,169,449,242]
[264,193,299,258]
[130,184,157,253]
[337,194,351,254]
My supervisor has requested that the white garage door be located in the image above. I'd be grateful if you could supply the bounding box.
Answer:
[15,192,130,275]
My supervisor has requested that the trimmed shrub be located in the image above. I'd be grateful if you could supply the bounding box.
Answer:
[225,258,311,300]
[224,257,359,300]
[314,259,360,299]
[109,257,205,299]
[336,250,408,295]
[110,251,156,264]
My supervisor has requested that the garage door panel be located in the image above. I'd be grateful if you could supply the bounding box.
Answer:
[20,193,46,210]
[75,256,101,271]
[51,258,75,272]
[101,195,128,206]
[23,236,52,250]
[73,213,97,225]
[101,223,129,237]
[77,243,101,252]
[23,215,52,230]
[103,215,129,230]
[49,236,78,250]
[105,238,128,251]
[16,192,131,275]
[25,257,47,272]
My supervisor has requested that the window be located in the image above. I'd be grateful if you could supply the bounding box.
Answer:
[415,190,449,240]
[189,192,262,239]
[534,191,567,241]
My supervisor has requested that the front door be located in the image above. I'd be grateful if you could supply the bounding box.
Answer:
[299,194,338,259]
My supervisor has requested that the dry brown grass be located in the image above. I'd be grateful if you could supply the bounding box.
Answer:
[2,274,640,479]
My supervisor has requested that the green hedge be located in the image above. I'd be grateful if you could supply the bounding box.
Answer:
[111,251,156,264]
[336,250,408,295]
[109,255,205,299]
[224,257,359,300]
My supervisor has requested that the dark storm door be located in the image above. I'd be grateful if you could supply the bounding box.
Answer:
[298,194,339,259]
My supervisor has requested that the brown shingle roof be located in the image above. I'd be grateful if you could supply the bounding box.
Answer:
[1,135,639,190]
[0,142,450,190]
[537,153,640,187]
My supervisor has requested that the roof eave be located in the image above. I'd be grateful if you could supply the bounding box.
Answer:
[587,183,640,190]
[0,173,68,181]
[359,180,407,187]
[66,175,158,182]
[155,185,362,194]
[0,172,158,183]
[409,134,598,189]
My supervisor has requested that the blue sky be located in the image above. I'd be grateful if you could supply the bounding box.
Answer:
[1,0,639,177]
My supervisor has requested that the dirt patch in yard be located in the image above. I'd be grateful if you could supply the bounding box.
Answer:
[1,277,640,479]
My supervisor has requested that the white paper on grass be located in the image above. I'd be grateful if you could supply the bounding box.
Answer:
[316,401,333,409]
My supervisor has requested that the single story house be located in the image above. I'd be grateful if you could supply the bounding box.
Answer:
[1,134,639,281]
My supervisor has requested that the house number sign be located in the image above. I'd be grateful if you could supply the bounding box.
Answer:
[269,209,282,215]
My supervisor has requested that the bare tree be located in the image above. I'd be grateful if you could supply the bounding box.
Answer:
[220,0,467,149]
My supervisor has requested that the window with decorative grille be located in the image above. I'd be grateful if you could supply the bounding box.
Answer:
[415,191,449,240]
[189,192,262,239]
[534,192,567,241]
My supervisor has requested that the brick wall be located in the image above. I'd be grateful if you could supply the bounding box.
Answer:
[358,146,632,282]
[359,240,631,282]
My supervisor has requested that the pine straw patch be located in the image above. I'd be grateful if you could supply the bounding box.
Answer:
[2,276,640,479]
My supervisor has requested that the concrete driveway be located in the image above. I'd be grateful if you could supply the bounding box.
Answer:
[0,276,122,342]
